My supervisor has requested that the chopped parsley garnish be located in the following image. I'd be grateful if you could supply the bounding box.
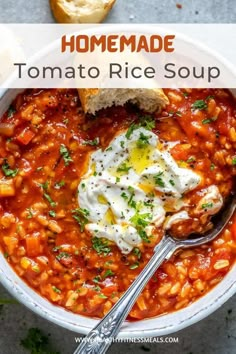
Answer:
[54,180,65,189]
[49,210,56,217]
[128,185,134,192]
[169,110,182,117]
[138,115,156,131]
[186,157,196,163]
[202,202,214,209]
[154,172,165,188]
[130,212,152,243]
[169,179,175,186]
[133,247,142,259]
[121,192,128,200]
[116,177,120,183]
[120,141,125,148]
[136,132,150,148]
[206,95,215,101]
[183,92,189,97]
[7,105,16,118]
[21,327,59,354]
[39,181,49,190]
[106,146,113,151]
[130,212,152,228]
[176,111,182,117]
[92,237,111,256]
[168,111,175,117]
[52,246,61,252]
[127,186,136,209]
[72,208,89,232]
[202,118,212,124]
[104,260,113,266]
[138,229,150,243]
[117,162,131,173]
[2,160,18,178]
[144,201,154,208]
[56,252,70,260]
[192,100,208,111]
[38,181,56,207]
[232,157,236,165]
[43,193,56,208]
[83,138,99,146]
[129,262,139,270]
[26,208,33,219]
[99,294,108,299]
[125,123,138,139]
[52,286,61,294]
[93,285,101,292]
[210,163,215,170]
[120,186,136,209]
[93,275,102,283]
[125,116,155,140]
[60,144,73,166]
[103,269,114,278]
[80,183,86,190]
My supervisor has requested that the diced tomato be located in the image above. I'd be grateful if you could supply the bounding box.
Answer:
[102,285,118,296]
[16,128,35,145]
[26,236,41,257]
[170,144,190,161]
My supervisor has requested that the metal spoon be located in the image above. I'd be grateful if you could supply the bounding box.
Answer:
[74,190,236,354]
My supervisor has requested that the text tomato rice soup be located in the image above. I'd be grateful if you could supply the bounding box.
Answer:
[0,88,235,320]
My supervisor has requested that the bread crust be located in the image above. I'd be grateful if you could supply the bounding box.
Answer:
[78,89,99,113]
[78,88,169,114]
[50,0,116,24]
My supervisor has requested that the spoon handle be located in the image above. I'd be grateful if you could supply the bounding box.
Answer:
[73,236,179,354]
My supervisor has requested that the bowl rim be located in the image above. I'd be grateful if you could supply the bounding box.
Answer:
[0,24,236,338]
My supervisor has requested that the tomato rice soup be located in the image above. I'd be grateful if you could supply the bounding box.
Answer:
[0,88,235,320]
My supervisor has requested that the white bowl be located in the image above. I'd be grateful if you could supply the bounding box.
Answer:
[0,86,235,338]
[0,25,236,337]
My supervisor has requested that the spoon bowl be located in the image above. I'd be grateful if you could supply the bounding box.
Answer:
[175,190,236,248]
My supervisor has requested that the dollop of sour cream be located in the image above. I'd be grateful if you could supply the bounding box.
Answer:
[78,127,202,254]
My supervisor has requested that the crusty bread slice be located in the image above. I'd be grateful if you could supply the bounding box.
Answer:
[50,0,116,24]
[78,89,169,114]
